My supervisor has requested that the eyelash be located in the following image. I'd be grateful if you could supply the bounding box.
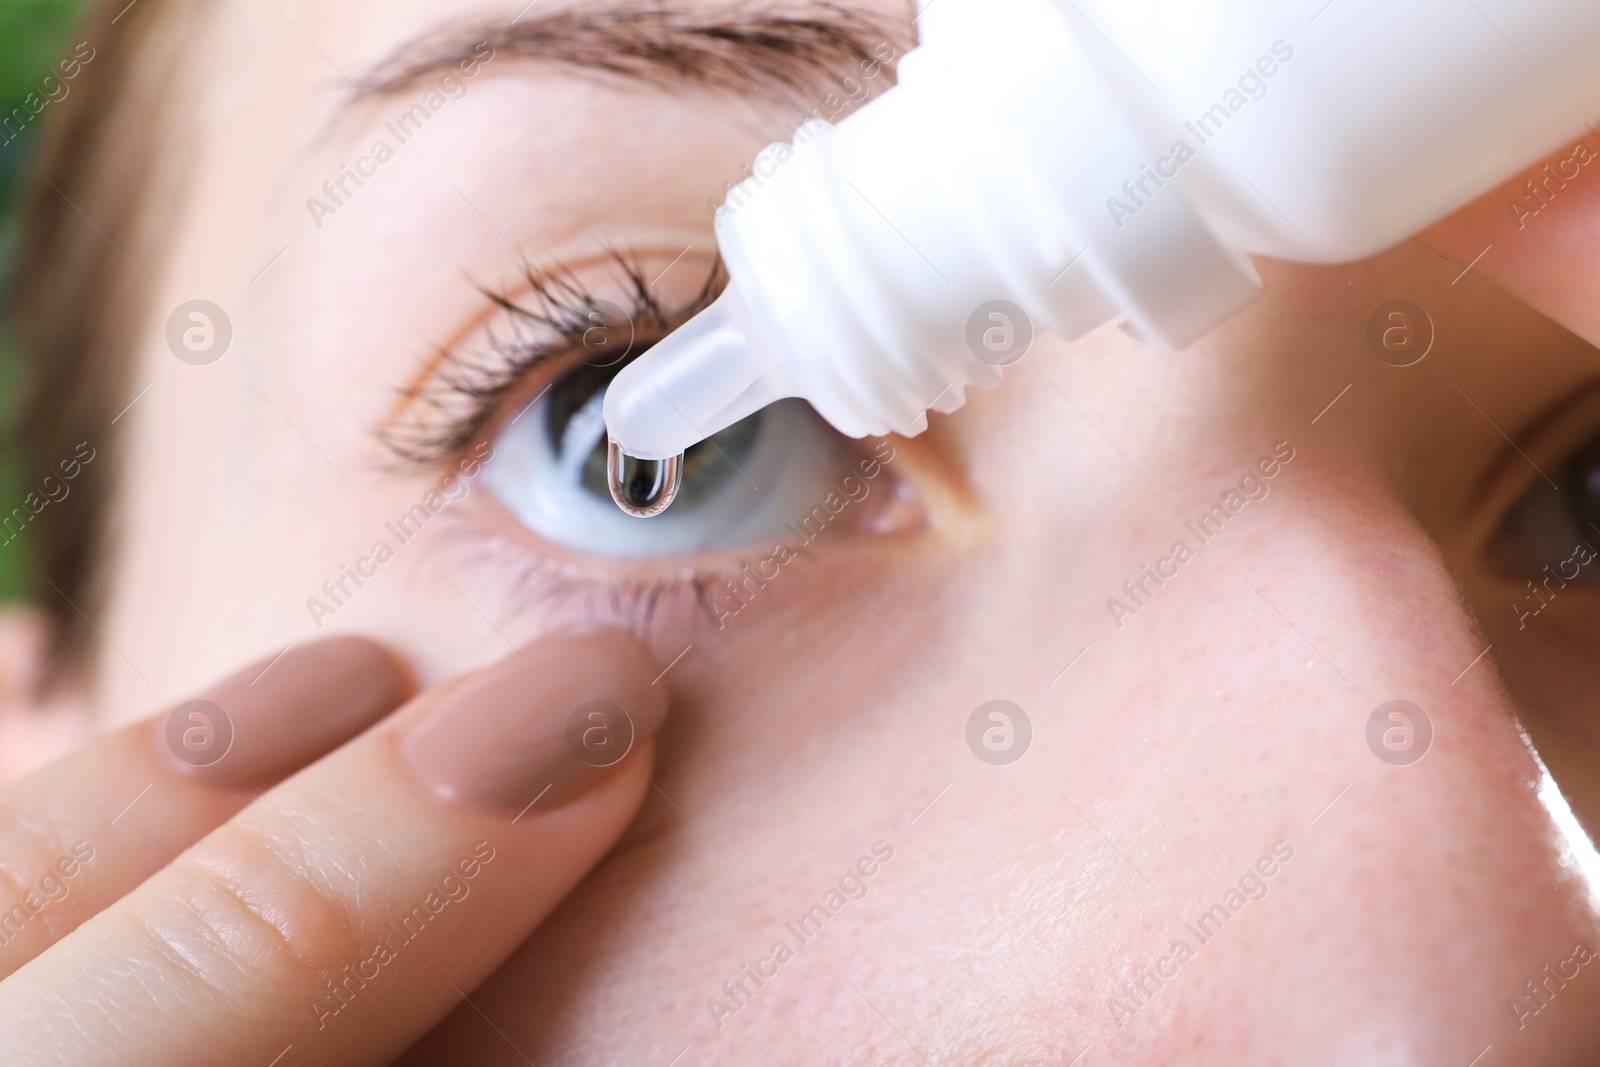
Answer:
[380,250,727,468]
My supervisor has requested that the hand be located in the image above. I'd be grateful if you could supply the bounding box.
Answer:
[0,629,665,1066]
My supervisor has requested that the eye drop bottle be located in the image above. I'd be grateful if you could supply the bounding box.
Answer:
[603,0,1600,469]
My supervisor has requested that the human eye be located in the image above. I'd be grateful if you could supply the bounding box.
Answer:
[1481,386,1600,590]
[382,250,919,615]
[493,376,859,557]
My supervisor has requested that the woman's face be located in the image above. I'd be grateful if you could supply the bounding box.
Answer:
[79,0,1600,1061]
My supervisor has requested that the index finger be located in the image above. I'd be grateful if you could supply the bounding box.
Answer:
[0,628,666,1067]
[0,636,410,979]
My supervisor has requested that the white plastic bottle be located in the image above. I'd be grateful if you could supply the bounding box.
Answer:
[603,0,1600,480]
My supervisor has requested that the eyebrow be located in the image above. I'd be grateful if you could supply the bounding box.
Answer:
[353,2,908,103]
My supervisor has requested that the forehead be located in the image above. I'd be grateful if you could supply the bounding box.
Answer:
[202,0,917,116]
[172,0,918,304]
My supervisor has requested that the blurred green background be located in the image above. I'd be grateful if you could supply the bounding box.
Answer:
[0,0,88,601]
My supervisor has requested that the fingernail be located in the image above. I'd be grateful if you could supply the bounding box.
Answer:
[399,629,666,811]
[155,637,410,785]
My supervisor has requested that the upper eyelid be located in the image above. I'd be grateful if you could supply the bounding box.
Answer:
[374,252,725,470]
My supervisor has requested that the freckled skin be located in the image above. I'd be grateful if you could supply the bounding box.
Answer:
[28,0,1600,1062]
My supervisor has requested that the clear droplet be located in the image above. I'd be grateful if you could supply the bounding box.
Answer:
[607,439,682,518]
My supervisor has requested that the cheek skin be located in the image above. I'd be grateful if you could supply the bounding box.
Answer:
[410,477,1600,1064]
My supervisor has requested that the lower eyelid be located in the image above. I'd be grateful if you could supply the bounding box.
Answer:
[433,508,807,649]
[330,434,922,663]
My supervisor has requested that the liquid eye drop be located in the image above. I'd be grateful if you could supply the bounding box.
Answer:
[603,0,1600,493]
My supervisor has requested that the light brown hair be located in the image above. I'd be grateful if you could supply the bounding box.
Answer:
[7,0,200,687]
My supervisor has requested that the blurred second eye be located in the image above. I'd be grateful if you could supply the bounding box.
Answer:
[1489,426,1600,581]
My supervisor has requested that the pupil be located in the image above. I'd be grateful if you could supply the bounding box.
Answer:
[544,357,765,511]
[624,461,666,506]
[545,362,612,452]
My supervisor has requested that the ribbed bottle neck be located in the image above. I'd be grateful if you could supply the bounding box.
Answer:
[709,0,1260,440]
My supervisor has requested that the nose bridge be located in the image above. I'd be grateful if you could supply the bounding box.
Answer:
[1227,460,1479,692]
[1087,439,1484,684]
[1123,451,1514,767]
